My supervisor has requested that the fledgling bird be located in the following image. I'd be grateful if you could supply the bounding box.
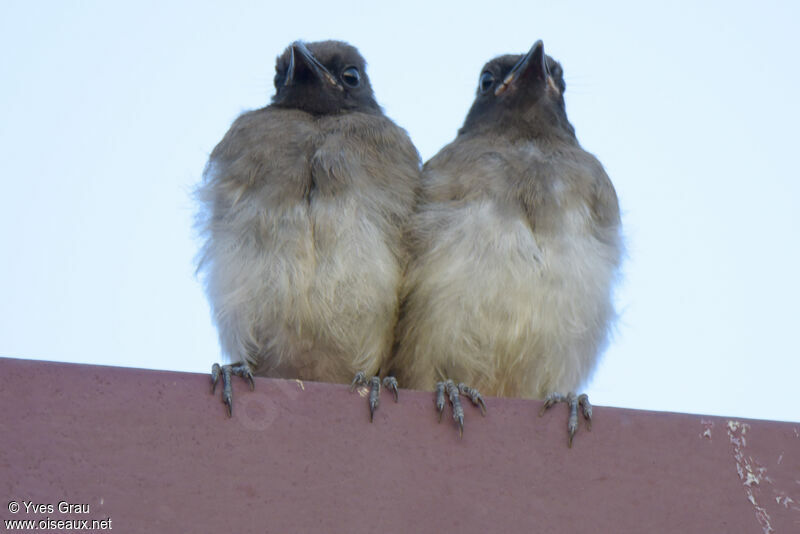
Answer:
[391,41,622,445]
[196,40,420,418]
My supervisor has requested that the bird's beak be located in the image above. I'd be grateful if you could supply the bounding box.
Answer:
[285,41,343,91]
[494,40,548,96]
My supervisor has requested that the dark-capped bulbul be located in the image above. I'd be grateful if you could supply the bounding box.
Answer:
[197,40,420,418]
[391,41,622,445]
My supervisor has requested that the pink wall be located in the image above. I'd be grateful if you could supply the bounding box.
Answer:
[2,357,798,533]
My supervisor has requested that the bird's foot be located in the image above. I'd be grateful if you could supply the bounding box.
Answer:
[435,379,487,438]
[538,392,592,447]
[210,361,255,417]
[350,371,398,422]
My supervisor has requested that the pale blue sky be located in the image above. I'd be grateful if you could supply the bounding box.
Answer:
[1,1,798,422]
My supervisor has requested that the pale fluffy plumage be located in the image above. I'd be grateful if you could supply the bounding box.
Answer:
[197,42,420,384]
[392,46,622,400]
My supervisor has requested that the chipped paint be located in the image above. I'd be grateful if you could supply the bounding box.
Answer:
[745,488,774,533]
[745,471,761,487]
[294,379,305,391]
[728,420,774,533]
[700,419,714,439]
[774,491,800,513]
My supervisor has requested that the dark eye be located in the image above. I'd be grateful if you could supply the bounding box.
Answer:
[342,66,360,87]
[479,71,495,94]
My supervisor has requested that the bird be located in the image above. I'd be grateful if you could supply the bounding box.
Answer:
[390,40,622,445]
[196,40,420,419]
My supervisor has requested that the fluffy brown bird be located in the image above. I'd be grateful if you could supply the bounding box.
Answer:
[391,41,622,444]
[196,40,420,418]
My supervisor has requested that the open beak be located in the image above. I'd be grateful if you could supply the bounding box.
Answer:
[494,40,548,96]
[285,41,343,91]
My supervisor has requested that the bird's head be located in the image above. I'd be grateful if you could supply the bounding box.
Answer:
[459,40,574,139]
[272,40,381,115]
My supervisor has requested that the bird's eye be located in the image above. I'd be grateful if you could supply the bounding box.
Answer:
[479,71,495,94]
[342,66,360,87]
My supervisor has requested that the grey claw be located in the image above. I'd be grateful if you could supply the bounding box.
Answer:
[222,364,234,417]
[368,376,381,422]
[445,380,464,437]
[245,372,255,391]
[539,392,566,416]
[435,381,446,422]
[541,392,590,447]
[578,393,592,431]
[230,363,255,391]
[353,373,396,422]
[211,363,221,394]
[458,383,487,416]
[383,377,399,402]
[350,370,367,391]
[567,392,579,448]
[210,362,254,417]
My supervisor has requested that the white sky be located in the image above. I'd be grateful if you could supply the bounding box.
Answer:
[1,1,798,423]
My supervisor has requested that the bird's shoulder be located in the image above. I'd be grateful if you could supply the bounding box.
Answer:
[422,134,619,228]
[211,106,318,158]
[320,111,417,148]
[547,144,620,224]
[314,111,421,170]
[421,135,528,203]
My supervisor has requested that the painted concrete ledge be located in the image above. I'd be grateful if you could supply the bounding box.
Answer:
[1,357,798,533]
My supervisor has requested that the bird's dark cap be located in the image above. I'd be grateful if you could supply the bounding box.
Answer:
[495,40,548,96]
[272,40,380,115]
[285,41,344,91]
[458,40,573,139]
